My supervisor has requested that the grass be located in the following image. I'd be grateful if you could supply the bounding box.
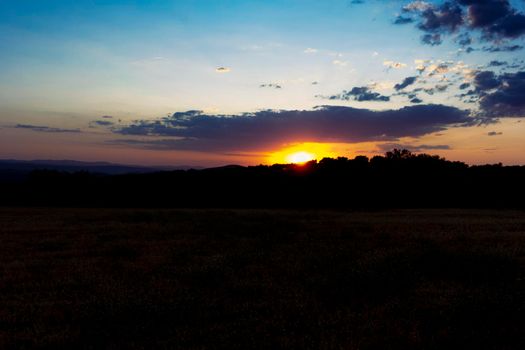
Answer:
[0,208,524,349]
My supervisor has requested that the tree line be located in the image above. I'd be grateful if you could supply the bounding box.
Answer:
[2,150,523,208]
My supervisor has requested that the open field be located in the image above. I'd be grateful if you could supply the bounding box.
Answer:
[1,208,525,349]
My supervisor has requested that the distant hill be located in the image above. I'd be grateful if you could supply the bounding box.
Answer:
[0,159,201,181]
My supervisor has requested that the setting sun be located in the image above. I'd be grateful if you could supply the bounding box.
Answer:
[286,151,315,164]
[267,143,344,164]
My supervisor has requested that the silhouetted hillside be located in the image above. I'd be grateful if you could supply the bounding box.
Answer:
[0,159,200,180]
[1,150,524,208]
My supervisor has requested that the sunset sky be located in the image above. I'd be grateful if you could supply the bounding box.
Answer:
[1,0,525,166]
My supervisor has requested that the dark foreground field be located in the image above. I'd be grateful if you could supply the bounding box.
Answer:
[1,209,524,349]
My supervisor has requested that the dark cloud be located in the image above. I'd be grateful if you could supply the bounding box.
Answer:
[476,71,525,117]
[401,0,525,45]
[394,76,418,91]
[466,70,525,117]
[260,83,282,89]
[488,60,506,67]
[459,0,511,28]
[482,44,523,52]
[91,120,114,126]
[474,71,500,90]
[410,97,423,104]
[421,33,443,45]
[394,16,414,24]
[325,86,390,102]
[487,131,503,136]
[488,12,525,39]
[113,105,474,151]
[378,143,451,153]
[15,124,81,133]
[424,84,449,95]
[456,32,472,46]
[459,82,471,90]
[418,2,464,33]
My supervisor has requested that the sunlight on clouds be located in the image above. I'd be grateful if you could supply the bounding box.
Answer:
[368,81,395,90]
[403,1,433,12]
[383,61,407,69]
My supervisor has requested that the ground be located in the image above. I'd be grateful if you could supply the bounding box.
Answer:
[0,208,524,349]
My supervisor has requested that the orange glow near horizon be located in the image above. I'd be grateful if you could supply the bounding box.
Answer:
[267,143,345,164]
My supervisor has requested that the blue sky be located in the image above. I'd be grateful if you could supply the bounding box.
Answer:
[1,0,524,166]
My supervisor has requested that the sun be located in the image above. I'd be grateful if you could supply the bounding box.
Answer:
[287,151,315,164]
[267,142,341,164]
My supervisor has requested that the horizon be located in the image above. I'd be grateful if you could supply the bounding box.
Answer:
[1,148,521,169]
[1,1,525,166]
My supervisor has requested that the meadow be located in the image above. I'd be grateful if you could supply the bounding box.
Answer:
[1,208,524,349]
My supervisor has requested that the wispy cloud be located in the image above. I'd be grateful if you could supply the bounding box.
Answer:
[383,60,407,69]
[304,48,318,54]
[215,67,231,73]
[15,124,81,133]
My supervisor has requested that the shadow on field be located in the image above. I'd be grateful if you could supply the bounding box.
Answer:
[0,208,524,349]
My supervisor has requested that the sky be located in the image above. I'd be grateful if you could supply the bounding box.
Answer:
[1,0,525,166]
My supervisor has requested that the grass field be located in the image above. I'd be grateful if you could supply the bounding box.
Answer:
[1,208,524,349]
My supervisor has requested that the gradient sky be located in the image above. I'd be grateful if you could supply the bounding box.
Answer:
[1,0,525,166]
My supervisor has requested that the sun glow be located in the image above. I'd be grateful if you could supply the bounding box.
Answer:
[267,143,343,164]
[287,151,315,164]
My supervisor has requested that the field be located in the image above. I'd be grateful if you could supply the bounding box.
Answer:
[1,208,524,349]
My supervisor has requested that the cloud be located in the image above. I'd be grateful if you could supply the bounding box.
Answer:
[399,0,525,45]
[456,32,472,46]
[488,60,506,67]
[383,60,407,69]
[394,16,414,25]
[474,71,500,90]
[475,70,525,117]
[332,60,349,67]
[403,1,434,12]
[423,84,449,95]
[113,105,474,152]
[91,120,114,126]
[482,44,523,52]
[420,60,469,78]
[415,59,430,73]
[418,2,464,33]
[324,86,390,102]
[15,124,81,133]
[304,48,318,54]
[378,142,451,152]
[421,33,443,45]
[394,76,418,90]
[487,131,503,136]
[259,83,282,89]
[215,67,231,73]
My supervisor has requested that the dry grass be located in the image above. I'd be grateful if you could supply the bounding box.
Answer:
[0,208,524,349]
